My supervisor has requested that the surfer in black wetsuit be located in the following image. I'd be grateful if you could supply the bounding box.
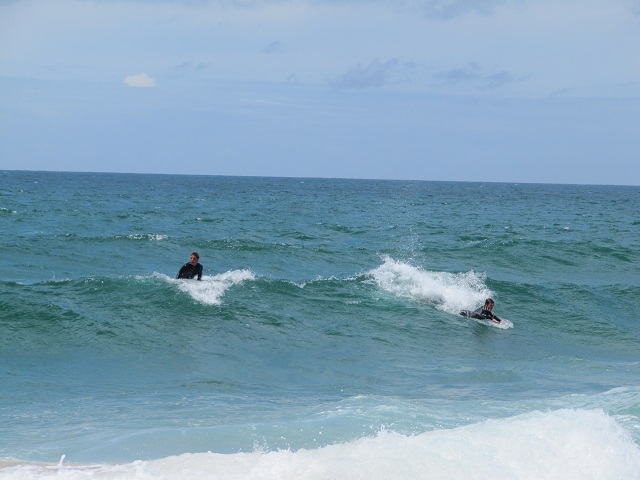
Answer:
[460,298,501,323]
[177,252,203,280]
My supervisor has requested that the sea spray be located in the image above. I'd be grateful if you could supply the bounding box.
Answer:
[369,257,492,314]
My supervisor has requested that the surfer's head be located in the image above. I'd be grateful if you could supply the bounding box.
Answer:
[190,252,200,265]
[484,298,495,309]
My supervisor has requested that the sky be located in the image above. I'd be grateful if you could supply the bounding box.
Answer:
[0,0,639,185]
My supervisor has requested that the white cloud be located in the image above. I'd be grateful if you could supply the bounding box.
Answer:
[262,40,282,54]
[329,58,416,89]
[432,62,529,91]
[123,73,156,87]
[419,0,510,19]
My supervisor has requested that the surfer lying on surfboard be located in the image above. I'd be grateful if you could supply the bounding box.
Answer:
[460,298,502,323]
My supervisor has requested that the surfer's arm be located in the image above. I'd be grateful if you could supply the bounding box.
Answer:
[177,263,188,279]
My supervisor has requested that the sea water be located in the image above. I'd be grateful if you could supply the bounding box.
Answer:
[1,171,639,479]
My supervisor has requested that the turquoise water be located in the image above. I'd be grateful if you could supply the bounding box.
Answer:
[1,171,639,479]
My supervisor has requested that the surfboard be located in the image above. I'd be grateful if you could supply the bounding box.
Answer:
[460,310,513,329]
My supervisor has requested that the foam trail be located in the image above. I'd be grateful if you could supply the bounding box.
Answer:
[369,258,492,314]
[1,409,638,480]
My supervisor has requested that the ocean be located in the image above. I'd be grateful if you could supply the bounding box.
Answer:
[1,170,639,479]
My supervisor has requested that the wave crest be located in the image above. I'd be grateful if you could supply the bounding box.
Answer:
[369,258,492,315]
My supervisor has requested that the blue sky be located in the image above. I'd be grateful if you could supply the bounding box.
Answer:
[1,0,639,185]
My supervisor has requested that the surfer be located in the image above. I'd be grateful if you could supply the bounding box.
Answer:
[460,298,501,323]
[177,252,203,280]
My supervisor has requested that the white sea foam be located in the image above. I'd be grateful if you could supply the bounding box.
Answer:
[118,234,168,241]
[153,270,255,305]
[1,409,638,480]
[369,258,493,314]
[179,270,255,305]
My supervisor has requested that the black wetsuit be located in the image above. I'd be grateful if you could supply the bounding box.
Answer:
[460,306,501,322]
[177,262,203,280]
